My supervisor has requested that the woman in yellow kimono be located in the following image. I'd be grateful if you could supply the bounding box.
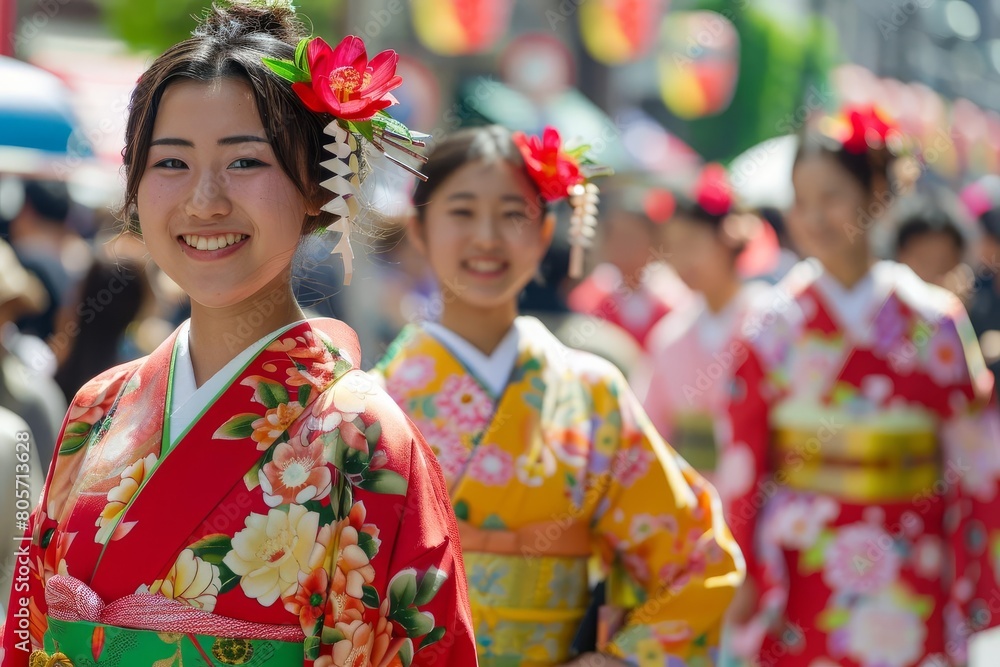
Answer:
[372,125,744,666]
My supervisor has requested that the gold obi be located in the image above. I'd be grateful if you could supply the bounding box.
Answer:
[29,651,73,667]
[772,427,940,503]
[670,412,718,473]
[457,519,594,667]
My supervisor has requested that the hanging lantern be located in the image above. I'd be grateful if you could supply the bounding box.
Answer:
[658,11,739,119]
[412,0,512,56]
[579,0,668,65]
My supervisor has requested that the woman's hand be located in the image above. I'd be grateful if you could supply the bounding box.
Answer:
[558,653,631,666]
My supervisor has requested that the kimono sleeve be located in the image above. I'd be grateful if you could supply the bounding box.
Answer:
[382,425,478,666]
[934,308,1000,664]
[718,343,772,587]
[1,364,137,667]
[590,368,745,663]
[306,377,478,667]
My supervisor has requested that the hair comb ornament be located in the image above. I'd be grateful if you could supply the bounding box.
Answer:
[263,35,429,284]
[511,126,612,279]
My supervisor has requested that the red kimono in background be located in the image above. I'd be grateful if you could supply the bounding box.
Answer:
[568,262,691,349]
[720,260,1000,667]
[0,319,476,667]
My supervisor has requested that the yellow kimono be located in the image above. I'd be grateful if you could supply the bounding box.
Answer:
[372,316,744,666]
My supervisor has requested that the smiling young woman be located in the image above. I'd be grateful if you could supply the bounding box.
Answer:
[371,125,745,667]
[0,3,477,666]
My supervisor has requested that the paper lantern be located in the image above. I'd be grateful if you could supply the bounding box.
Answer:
[412,0,511,56]
[579,0,668,65]
[658,11,740,119]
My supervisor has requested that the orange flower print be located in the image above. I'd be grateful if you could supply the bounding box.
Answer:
[283,566,330,635]
[39,529,75,581]
[329,614,402,667]
[333,502,379,600]
[95,453,157,544]
[277,330,345,391]
[251,403,305,450]
[260,434,333,507]
[67,368,131,424]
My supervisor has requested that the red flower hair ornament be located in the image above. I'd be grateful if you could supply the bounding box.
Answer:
[693,163,733,217]
[263,33,429,284]
[822,104,903,156]
[511,126,612,278]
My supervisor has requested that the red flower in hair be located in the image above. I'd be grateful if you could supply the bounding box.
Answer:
[512,126,585,202]
[840,105,896,155]
[290,36,402,121]
[694,163,732,217]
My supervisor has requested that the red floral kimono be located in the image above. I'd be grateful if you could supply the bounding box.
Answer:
[720,260,1000,667]
[0,318,477,667]
[567,262,691,349]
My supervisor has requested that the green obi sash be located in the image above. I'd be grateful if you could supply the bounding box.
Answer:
[38,617,302,666]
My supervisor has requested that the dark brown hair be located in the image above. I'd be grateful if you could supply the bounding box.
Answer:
[119,1,335,235]
[411,125,547,221]
[793,131,893,196]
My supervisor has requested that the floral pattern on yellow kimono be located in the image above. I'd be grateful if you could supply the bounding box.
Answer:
[373,316,744,666]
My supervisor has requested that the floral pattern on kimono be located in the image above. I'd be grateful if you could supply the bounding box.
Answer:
[721,260,1000,667]
[1,319,477,667]
[374,316,744,666]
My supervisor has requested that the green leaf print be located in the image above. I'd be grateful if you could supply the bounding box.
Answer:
[335,482,355,520]
[188,534,232,564]
[389,571,419,609]
[41,528,55,548]
[394,608,434,637]
[365,421,382,452]
[303,635,321,660]
[59,421,93,455]
[358,531,379,561]
[799,531,833,574]
[297,384,311,407]
[817,607,850,631]
[258,382,290,410]
[302,499,336,526]
[419,626,446,650]
[453,500,469,521]
[359,469,408,495]
[362,584,381,609]
[420,396,437,418]
[217,561,240,594]
[398,641,414,667]
[414,567,447,606]
[322,625,346,644]
[344,447,369,476]
[213,414,259,440]
[243,457,263,491]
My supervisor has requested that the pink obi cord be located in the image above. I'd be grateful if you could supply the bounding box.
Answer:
[44,575,305,642]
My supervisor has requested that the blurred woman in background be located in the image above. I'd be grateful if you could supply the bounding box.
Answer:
[722,105,1000,667]
[632,165,766,480]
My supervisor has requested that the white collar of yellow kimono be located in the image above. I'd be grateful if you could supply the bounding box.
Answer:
[263,34,430,284]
